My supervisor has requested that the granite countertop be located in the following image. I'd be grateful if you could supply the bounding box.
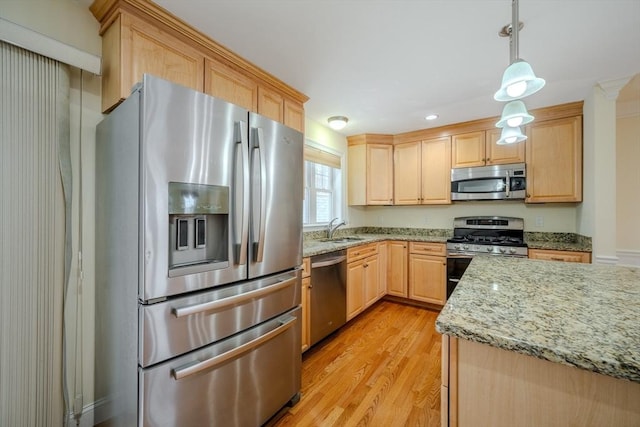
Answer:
[435,256,640,383]
[303,231,449,257]
[303,228,592,257]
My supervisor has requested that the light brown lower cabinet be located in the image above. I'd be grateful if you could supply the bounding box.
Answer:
[301,257,311,352]
[301,276,311,352]
[408,242,446,306]
[387,241,408,297]
[442,336,640,427]
[528,248,591,263]
[346,243,380,321]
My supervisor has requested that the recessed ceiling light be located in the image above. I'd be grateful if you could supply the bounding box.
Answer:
[425,114,439,121]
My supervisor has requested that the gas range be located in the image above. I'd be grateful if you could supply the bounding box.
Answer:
[446,216,528,258]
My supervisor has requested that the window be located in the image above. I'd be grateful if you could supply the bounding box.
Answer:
[303,144,343,226]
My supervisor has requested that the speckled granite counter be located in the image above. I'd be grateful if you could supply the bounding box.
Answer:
[303,227,591,257]
[435,256,640,383]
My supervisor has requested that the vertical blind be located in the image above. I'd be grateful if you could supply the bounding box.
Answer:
[0,40,70,425]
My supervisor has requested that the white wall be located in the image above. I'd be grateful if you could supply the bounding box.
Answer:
[350,202,578,232]
[617,115,640,250]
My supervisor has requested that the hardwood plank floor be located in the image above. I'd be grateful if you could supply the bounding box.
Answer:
[274,300,442,427]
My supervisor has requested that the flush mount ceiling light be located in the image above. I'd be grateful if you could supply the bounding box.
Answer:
[495,100,534,128]
[327,116,348,130]
[494,0,545,102]
[497,125,527,145]
[425,114,439,121]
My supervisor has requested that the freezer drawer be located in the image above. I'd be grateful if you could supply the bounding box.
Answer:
[139,306,301,427]
[140,270,300,367]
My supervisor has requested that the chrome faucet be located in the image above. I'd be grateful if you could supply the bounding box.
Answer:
[327,217,346,239]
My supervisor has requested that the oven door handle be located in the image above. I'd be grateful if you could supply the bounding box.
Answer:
[171,277,295,318]
[171,315,296,380]
[449,278,460,283]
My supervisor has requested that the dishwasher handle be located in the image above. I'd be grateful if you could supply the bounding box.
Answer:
[311,255,346,269]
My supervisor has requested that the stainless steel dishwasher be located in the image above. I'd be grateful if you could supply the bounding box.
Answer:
[310,250,347,346]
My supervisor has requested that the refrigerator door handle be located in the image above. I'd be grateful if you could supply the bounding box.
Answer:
[171,314,296,380]
[171,276,296,318]
[233,121,249,265]
[251,127,267,263]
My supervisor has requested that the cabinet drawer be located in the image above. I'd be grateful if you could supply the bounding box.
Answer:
[409,241,446,256]
[528,249,591,263]
[301,257,311,278]
[347,243,378,263]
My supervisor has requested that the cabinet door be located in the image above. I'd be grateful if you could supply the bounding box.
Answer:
[116,13,204,112]
[528,249,591,263]
[409,254,446,305]
[377,242,388,298]
[346,261,365,320]
[367,144,394,205]
[301,276,311,352]
[387,241,408,297]
[451,131,485,168]
[421,137,452,204]
[364,255,379,308]
[526,116,582,203]
[394,141,421,205]
[204,58,258,112]
[258,86,284,123]
[284,99,305,133]
[485,128,525,165]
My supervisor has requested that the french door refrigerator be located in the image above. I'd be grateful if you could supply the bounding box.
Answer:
[95,75,303,426]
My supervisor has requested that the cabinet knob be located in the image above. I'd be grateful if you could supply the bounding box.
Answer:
[308,284,313,289]
[364,263,368,268]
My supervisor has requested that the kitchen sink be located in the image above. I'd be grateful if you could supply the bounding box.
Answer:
[322,236,365,243]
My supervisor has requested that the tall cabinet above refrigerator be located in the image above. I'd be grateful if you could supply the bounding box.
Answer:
[95,75,303,426]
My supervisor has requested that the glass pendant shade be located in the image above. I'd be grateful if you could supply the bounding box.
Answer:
[494,59,546,101]
[496,100,534,128]
[497,125,527,145]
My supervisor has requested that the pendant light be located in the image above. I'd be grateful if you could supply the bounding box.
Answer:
[494,0,545,102]
[495,100,534,128]
[497,125,527,145]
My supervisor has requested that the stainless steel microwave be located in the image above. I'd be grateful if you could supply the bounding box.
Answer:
[451,163,526,201]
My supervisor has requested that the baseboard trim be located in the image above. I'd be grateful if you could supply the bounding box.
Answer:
[66,401,95,427]
[617,250,640,267]
[594,255,619,265]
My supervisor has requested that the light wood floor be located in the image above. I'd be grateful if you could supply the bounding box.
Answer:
[275,300,442,427]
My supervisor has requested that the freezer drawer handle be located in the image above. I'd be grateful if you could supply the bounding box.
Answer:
[171,276,296,318]
[311,255,347,269]
[171,315,296,380]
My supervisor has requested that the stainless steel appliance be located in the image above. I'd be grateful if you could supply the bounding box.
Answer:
[95,75,303,426]
[309,250,347,346]
[451,163,526,201]
[446,216,527,297]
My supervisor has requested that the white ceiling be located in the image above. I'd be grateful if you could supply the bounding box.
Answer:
[152,0,640,136]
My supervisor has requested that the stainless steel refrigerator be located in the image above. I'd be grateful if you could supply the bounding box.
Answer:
[95,75,303,426]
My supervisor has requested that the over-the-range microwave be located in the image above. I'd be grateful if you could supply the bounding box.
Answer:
[451,163,526,201]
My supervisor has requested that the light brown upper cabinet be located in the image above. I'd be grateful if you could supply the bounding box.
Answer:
[347,135,394,205]
[101,13,205,112]
[91,0,308,120]
[204,59,258,112]
[394,137,451,205]
[257,86,284,123]
[451,129,525,168]
[525,115,582,203]
[283,99,305,133]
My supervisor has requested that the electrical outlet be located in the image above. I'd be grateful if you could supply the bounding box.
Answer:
[424,216,429,225]
[378,215,384,224]
[535,216,544,227]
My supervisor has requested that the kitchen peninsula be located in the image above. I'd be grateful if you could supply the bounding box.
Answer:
[436,256,640,427]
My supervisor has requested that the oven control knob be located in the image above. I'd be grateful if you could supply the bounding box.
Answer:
[499,248,506,253]
[454,244,461,250]
[508,248,516,254]
[462,244,469,250]
[486,247,492,252]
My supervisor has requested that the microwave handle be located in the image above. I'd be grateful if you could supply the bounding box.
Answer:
[505,170,510,198]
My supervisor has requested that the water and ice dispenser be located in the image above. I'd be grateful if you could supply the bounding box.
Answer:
[168,182,229,275]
